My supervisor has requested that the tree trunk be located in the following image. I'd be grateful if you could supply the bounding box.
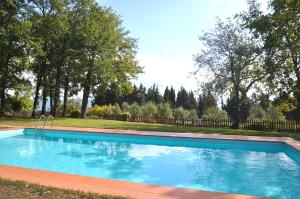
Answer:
[232,87,241,129]
[80,65,92,118]
[41,76,47,116]
[81,86,90,118]
[32,74,42,118]
[292,55,300,120]
[0,86,6,116]
[62,79,69,117]
[0,55,10,116]
[53,42,65,116]
[49,82,53,115]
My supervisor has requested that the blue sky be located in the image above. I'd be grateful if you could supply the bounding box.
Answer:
[98,0,268,94]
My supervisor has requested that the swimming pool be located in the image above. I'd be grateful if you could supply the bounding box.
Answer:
[0,129,299,199]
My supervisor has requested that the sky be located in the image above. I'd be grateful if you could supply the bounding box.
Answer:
[98,0,268,94]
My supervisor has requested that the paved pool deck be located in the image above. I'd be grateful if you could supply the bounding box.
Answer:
[1,125,297,199]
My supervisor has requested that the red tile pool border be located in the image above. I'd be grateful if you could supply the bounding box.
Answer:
[2,125,297,199]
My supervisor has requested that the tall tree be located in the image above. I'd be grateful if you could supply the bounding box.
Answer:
[74,1,141,118]
[163,86,170,103]
[245,0,300,120]
[28,0,63,117]
[195,18,268,128]
[146,84,162,104]
[187,91,197,110]
[169,86,176,108]
[176,87,189,109]
[0,0,31,115]
[197,89,217,118]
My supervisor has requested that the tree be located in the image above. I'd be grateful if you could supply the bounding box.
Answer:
[163,86,170,103]
[157,103,173,119]
[195,17,268,128]
[245,0,300,120]
[136,84,146,105]
[146,84,162,104]
[142,102,157,118]
[0,0,31,115]
[163,86,176,108]
[224,93,251,121]
[176,87,189,109]
[202,107,228,120]
[197,90,217,118]
[187,91,197,110]
[74,1,142,118]
[169,86,176,108]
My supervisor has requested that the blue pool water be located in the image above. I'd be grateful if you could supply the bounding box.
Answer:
[0,129,300,199]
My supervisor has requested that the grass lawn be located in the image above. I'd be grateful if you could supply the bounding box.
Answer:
[0,117,299,141]
[0,178,127,199]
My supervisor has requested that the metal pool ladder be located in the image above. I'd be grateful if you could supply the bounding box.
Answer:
[35,115,54,130]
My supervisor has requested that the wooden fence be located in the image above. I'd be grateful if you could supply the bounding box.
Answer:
[129,117,300,133]
[4,111,300,132]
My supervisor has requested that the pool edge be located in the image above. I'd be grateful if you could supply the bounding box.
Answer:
[0,164,268,199]
[36,126,300,152]
[1,125,298,199]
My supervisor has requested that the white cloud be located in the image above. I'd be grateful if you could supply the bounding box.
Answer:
[133,53,199,93]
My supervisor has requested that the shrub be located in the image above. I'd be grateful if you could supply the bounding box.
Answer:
[70,110,80,118]
[265,105,286,121]
[202,107,228,120]
[173,107,189,120]
[142,102,157,118]
[188,109,198,120]
[122,102,130,112]
[88,105,104,118]
[248,105,266,120]
[112,104,122,118]
[157,103,173,119]
[128,103,142,119]
[103,105,114,118]
[120,112,131,121]
[58,98,81,115]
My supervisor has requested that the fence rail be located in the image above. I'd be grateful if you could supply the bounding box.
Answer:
[128,117,300,133]
[4,111,300,132]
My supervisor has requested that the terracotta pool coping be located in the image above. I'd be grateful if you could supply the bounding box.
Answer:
[1,125,298,199]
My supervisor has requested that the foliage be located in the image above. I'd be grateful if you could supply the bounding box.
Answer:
[125,103,142,120]
[195,17,267,127]
[146,84,162,104]
[245,0,300,120]
[0,0,31,114]
[197,89,217,117]
[141,102,157,118]
[188,109,198,120]
[176,87,189,109]
[248,105,266,120]
[157,103,174,119]
[163,86,176,108]
[120,112,131,121]
[70,110,81,118]
[264,105,286,121]
[224,93,251,121]
[58,98,81,115]
[89,104,122,119]
[202,107,228,120]
[173,107,189,120]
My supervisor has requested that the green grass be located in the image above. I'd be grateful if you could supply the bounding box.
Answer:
[0,117,299,141]
[0,178,128,199]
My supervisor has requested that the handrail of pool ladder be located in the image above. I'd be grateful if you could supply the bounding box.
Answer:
[46,115,54,129]
[35,115,46,130]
